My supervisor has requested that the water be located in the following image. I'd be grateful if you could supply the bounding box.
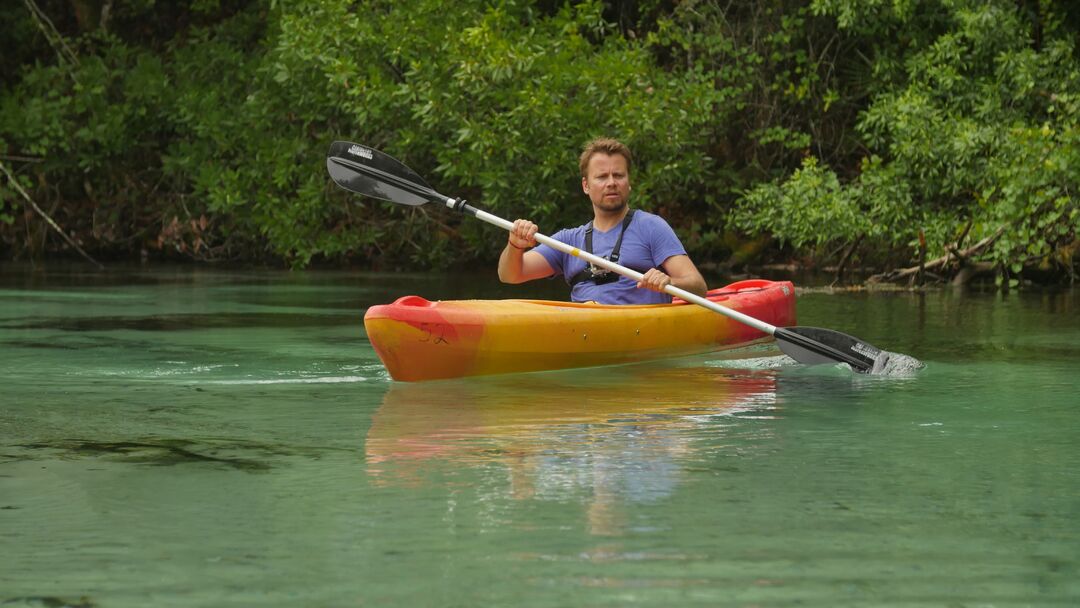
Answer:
[1,265,1077,606]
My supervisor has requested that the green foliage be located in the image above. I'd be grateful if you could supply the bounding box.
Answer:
[1,0,1077,283]
[646,1,851,179]
[734,155,914,251]
[738,0,1079,279]
[0,0,862,268]
[262,0,729,266]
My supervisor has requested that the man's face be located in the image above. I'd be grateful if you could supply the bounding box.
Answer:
[582,153,631,213]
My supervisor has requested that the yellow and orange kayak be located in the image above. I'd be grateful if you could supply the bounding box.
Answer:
[363,279,796,382]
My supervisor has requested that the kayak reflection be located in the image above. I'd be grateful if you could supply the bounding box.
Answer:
[365,364,778,536]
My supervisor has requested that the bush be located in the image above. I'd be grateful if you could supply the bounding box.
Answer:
[736,0,1080,282]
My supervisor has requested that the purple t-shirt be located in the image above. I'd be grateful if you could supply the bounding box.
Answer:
[534,210,687,304]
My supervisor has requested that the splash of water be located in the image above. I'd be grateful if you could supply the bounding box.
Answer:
[870,350,925,376]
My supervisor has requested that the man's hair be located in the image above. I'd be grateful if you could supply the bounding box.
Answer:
[579,137,633,178]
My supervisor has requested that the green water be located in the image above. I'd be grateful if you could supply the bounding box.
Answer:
[1,265,1077,607]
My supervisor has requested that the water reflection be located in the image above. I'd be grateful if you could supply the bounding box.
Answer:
[366,365,779,536]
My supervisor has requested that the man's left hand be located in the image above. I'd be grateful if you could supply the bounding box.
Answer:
[637,268,672,293]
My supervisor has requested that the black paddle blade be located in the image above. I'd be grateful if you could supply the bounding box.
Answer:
[326,141,437,206]
[774,326,881,373]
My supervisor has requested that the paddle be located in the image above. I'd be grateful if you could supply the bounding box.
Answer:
[327,141,888,373]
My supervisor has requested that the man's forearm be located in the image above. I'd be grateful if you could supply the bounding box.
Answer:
[498,244,526,283]
[670,273,708,298]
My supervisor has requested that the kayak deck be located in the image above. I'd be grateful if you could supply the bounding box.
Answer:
[364,279,796,381]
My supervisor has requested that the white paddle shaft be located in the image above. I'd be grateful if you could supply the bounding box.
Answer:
[460,202,779,337]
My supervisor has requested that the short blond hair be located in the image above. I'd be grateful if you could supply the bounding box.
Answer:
[579,137,633,178]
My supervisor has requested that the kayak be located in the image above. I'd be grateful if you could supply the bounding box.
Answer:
[363,279,796,382]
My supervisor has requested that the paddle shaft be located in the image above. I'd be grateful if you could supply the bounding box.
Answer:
[326,143,890,373]
[336,154,779,335]
[465,204,872,370]
[439,198,779,337]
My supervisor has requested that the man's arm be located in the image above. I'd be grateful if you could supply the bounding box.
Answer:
[637,254,708,298]
[498,220,556,284]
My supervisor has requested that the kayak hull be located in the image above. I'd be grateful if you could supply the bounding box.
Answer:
[363,279,796,382]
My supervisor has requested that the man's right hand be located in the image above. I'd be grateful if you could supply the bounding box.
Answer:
[508,219,539,250]
[499,219,554,284]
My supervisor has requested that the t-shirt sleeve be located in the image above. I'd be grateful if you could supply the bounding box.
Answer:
[533,228,572,276]
[646,214,688,268]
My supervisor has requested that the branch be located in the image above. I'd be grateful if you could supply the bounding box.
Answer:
[22,0,80,82]
[0,161,104,269]
[868,226,1006,284]
[0,154,44,163]
[101,0,113,32]
[831,234,864,287]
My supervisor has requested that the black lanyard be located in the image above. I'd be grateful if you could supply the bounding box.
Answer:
[568,210,636,287]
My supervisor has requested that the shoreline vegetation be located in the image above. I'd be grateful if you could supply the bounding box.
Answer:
[2,1,1077,289]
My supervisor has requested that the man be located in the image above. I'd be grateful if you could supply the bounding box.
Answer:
[498,137,707,304]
